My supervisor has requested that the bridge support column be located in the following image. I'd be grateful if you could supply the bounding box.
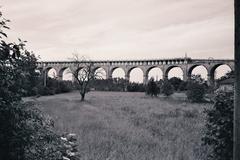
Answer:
[143,74,148,85]
[43,69,47,87]
[125,75,130,82]
[57,74,63,81]
[107,75,112,79]
[106,69,112,79]
[163,74,168,81]
[124,75,130,91]
[183,72,188,82]
[207,74,215,87]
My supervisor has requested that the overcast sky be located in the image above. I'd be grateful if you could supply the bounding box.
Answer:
[1,0,234,61]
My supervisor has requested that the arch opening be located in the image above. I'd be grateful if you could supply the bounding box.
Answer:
[148,67,163,81]
[94,67,107,79]
[47,68,57,79]
[190,65,208,80]
[129,68,143,83]
[112,68,125,79]
[213,64,232,80]
[167,67,184,80]
[62,68,73,81]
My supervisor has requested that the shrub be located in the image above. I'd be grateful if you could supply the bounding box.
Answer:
[202,91,233,160]
[58,81,73,93]
[178,81,188,91]
[0,102,64,160]
[145,78,160,96]
[161,80,174,96]
[127,82,145,92]
[186,82,205,102]
[89,78,127,91]
[169,77,182,91]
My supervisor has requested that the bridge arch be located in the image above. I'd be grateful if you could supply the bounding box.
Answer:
[59,67,73,81]
[165,66,184,80]
[146,66,163,81]
[111,67,126,79]
[44,67,57,79]
[209,64,233,82]
[127,67,144,83]
[187,65,209,80]
[93,67,107,79]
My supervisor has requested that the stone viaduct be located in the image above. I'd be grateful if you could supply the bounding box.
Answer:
[37,57,234,85]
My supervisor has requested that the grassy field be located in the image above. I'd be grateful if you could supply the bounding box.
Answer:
[29,91,211,160]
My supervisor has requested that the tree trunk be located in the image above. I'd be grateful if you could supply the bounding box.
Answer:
[80,93,85,101]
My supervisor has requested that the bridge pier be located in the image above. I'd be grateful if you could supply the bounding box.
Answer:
[125,75,130,81]
[143,74,148,85]
[207,74,215,87]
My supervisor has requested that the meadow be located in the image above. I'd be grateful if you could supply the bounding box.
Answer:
[29,91,211,160]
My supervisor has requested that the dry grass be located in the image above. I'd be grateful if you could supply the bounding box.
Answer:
[28,91,211,160]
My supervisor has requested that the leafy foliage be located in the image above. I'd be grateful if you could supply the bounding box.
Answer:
[0,11,79,160]
[178,81,188,91]
[127,82,145,92]
[90,78,128,91]
[145,78,160,96]
[0,102,64,160]
[186,75,206,102]
[169,77,182,91]
[161,80,174,96]
[186,82,205,102]
[202,91,233,160]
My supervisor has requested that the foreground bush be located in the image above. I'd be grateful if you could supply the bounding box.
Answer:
[202,91,233,160]
[0,102,63,160]
[0,11,79,159]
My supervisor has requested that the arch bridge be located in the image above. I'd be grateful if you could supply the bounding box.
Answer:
[37,58,234,85]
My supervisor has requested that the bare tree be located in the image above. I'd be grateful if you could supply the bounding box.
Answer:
[71,54,103,101]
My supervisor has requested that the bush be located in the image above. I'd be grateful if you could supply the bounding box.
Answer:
[127,82,145,92]
[145,78,160,96]
[0,102,64,160]
[89,78,127,91]
[178,81,188,91]
[169,77,182,91]
[161,80,174,96]
[202,91,233,160]
[186,82,205,102]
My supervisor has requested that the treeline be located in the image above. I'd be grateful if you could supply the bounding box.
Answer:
[31,76,209,97]
[31,77,74,96]
[89,78,145,92]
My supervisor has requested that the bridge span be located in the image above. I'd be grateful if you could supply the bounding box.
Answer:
[37,58,234,85]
